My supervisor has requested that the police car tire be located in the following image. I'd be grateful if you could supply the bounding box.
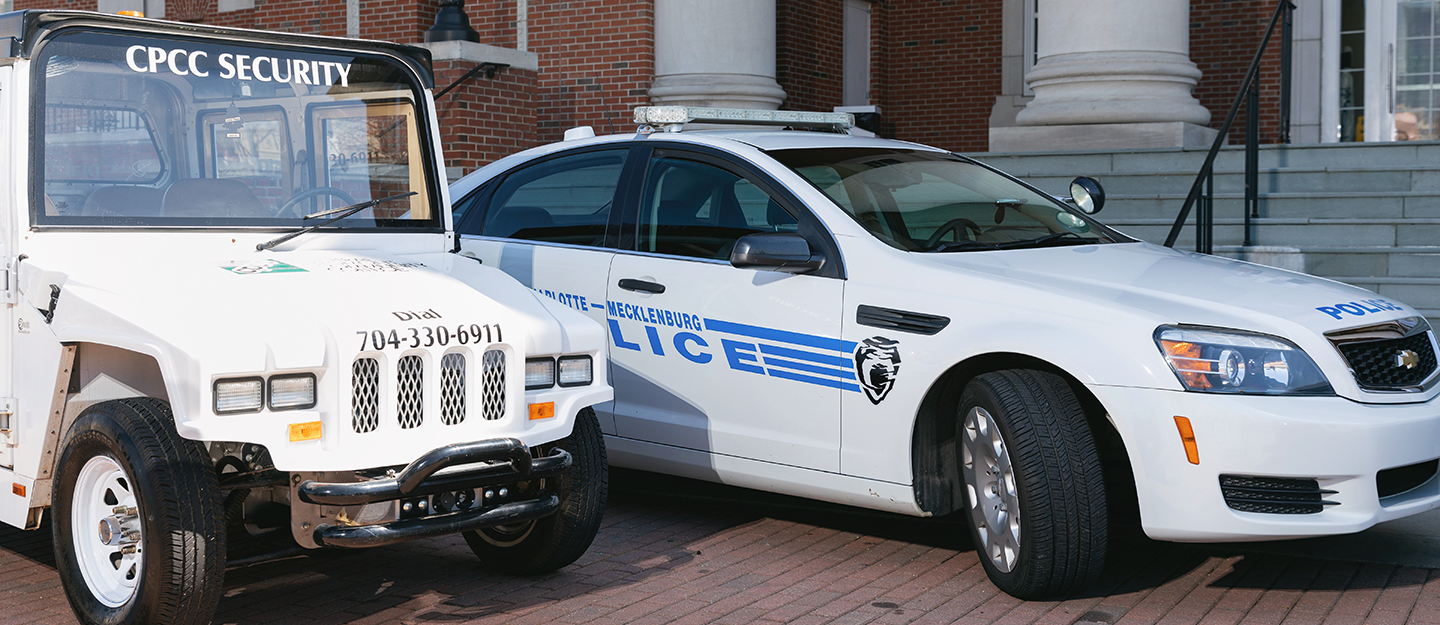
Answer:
[52,398,226,625]
[465,406,608,575]
[959,370,1106,599]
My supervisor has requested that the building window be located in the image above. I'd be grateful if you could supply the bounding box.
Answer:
[1340,0,1366,141]
[1395,1,1439,140]
[843,0,872,106]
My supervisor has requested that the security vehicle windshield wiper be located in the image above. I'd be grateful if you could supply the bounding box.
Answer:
[256,191,418,251]
[931,231,1098,253]
[991,231,1098,250]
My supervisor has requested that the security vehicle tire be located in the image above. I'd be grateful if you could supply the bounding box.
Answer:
[465,406,608,575]
[958,370,1106,599]
[52,398,226,625]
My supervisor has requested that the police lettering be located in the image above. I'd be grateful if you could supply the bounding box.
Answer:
[1315,298,1404,320]
[125,45,351,88]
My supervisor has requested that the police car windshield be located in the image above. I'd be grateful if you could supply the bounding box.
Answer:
[34,29,437,230]
[771,148,1117,252]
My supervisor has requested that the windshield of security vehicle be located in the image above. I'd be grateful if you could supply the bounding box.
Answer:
[34,29,436,228]
[771,148,1121,252]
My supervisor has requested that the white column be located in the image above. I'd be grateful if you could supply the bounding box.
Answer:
[1018,0,1209,126]
[650,0,787,110]
[993,0,1216,150]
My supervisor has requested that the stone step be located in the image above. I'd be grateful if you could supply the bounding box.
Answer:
[977,140,1440,175]
[1095,193,1440,221]
[1023,168,1429,196]
[1108,218,1440,249]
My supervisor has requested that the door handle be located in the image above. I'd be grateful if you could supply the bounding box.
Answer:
[617,278,666,294]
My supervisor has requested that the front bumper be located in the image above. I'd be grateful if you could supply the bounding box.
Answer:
[297,438,570,548]
[1093,385,1440,542]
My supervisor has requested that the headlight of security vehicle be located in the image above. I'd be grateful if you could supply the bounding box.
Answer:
[214,378,264,414]
[269,374,317,410]
[558,355,593,387]
[526,357,556,390]
[1154,326,1333,395]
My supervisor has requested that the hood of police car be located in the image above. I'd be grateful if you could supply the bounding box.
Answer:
[19,248,583,370]
[920,241,1421,337]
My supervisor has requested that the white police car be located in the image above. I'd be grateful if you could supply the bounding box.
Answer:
[448,106,1440,598]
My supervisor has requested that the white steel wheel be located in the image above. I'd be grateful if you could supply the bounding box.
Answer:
[961,405,1021,573]
[71,455,143,608]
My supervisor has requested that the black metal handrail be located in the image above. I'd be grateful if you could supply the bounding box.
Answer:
[1164,0,1295,253]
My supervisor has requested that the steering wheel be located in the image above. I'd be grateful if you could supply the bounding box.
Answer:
[924,217,984,249]
[276,186,358,218]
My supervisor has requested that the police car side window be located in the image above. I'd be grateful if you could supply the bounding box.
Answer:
[480,149,626,246]
[639,157,796,260]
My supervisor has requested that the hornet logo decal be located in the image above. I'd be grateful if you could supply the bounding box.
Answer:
[855,336,901,404]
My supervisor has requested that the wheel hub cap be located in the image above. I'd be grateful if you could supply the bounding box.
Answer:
[72,455,142,608]
[961,406,1022,573]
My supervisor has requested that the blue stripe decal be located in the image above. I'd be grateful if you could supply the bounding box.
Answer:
[763,356,856,380]
[590,302,606,310]
[767,367,863,392]
[703,318,858,353]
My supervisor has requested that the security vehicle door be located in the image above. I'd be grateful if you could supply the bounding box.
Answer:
[607,147,846,472]
[453,147,631,431]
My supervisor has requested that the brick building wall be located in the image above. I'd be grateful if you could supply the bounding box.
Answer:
[881,0,1004,153]
[1191,0,1287,144]
[776,0,844,114]
[432,58,537,172]
[520,0,653,142]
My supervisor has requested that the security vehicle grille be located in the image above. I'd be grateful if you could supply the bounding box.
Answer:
[481,349,506,420]
[440,353,466,426]
[1219,474,1338,515]
[1335,332,1438,389]
[352,358,380,433]
[397,355,424,429]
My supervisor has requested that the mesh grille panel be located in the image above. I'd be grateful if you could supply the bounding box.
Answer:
[1337,331,1438,389]
[481,349,506,420]
[352,358,380,433]
[397,355,424,429]
[440,353,466,426]
[1218,474,1337,515]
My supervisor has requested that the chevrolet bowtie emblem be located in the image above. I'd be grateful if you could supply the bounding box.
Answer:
[1395,349,1420,370]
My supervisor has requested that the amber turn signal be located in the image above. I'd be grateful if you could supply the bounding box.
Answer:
[528,402,555,420]
[288,420,322,442]
[1173,416,1200,465]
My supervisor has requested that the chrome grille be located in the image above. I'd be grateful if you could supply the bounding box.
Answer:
[352,358,380,433]
[1337,331,1438,390]
[396,355,424,429]
[481,349,506,420]
[440,353,466,425]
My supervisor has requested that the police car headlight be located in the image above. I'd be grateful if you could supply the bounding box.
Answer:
[215,378,264,414]
[1154,326,1333,395]
[525,357,556,390]
[558,356,593,387]
[269,374,317,411]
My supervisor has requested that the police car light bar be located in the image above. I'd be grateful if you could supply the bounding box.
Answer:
[634,106,854,132]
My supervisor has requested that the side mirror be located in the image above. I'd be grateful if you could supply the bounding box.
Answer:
[730,232,824,274]
[1068,177,1105,214]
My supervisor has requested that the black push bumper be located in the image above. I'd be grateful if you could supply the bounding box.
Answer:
[298,438,571,548]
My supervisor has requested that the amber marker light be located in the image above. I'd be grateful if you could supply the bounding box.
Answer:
[12,483,24,497]
[288,421,322,442]
[529,402,556,420]
[116,10,144,16]
[1173,416,1200,465]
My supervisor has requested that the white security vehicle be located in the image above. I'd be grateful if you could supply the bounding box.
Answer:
[449,106,1440,599]
[0,11,611,625]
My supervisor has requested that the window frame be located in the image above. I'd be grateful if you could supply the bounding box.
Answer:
[455,145,637,250]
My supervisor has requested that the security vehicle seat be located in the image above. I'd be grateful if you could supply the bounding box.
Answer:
[82,185,166,217]
[162,178,270,218]
[484,206,556,239]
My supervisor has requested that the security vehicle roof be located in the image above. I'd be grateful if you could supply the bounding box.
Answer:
[0,9,435,86]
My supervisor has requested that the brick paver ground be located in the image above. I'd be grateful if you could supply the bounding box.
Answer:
[3,469,1438,624]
